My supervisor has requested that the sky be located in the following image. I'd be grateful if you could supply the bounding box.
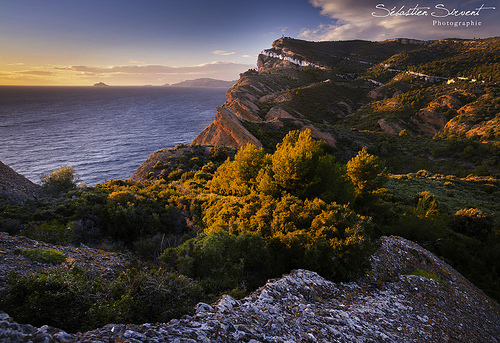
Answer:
[0,0,498,86]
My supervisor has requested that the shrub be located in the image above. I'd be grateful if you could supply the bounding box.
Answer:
[164,198,372,293]
[1,267,204,333]
[95,268,204,325]
[263,130,354,203]
[449,208,494,241]
[24,220,75,245]
[41,166,79,194]
[162,232,274,294]
[210,130,355,204]
[210,144,267,196]
[1,267,99,332]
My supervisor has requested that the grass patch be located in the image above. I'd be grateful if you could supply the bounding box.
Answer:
[18,248,66,264]
[410,269,446,284]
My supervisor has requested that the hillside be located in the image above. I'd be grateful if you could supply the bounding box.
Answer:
[192,37,500,176]
[1,235,499,342]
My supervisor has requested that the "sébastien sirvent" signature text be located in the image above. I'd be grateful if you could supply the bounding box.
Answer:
[371,3,495,17]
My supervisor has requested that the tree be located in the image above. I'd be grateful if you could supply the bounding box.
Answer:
[259,129,354,203]
[210,130,354,204]
[347,147,388,206]
[41,166,79,194]
[209,144,267,196]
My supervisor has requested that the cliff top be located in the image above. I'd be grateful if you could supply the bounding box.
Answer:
[1,235,498,342]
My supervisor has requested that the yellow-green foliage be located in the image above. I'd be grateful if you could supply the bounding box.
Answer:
[347,147,388,200]
[211,130,355,204]
[410,269,446,284]
[162,131,374,292]
[209,144,267,196]
[449,208,494,241]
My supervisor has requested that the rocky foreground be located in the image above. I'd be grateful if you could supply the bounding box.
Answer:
[0,235,499,342]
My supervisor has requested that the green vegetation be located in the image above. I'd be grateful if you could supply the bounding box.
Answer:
[1,267,203,333]
[0,130,498,331]
[18,248,66,264]
[0,131,378,332]
[2,52,500,331]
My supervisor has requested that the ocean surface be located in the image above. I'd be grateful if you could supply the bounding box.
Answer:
[0,86,227,185]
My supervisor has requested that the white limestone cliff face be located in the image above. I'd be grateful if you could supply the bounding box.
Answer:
[257,50,324,71]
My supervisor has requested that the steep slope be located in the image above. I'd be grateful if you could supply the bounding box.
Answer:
[2,236,498,342]
[0,161,41,205]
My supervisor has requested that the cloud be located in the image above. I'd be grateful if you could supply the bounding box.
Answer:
[301,0,499,41]
[16,70,55,76]
[50,61,255,85]
[211,50,238,56]
[55,61,252,76]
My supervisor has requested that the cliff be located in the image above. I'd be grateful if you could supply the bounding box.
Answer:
[193,106,262,148]
[0,161,41,205]
[1,235,499,342]
[192,37,500,150]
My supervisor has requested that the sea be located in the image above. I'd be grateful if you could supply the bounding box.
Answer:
[0,86,227,186]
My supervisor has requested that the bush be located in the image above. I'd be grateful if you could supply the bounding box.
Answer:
[162,232,274,294]
[95,268,204,325]
[210,144,267,196]
[263,130,354,203]
[164,198,372,294]
[1,267,204,333]
[24,220,75,245]
[1,267,99,332]
[347,147,388,197]
[41,166,79,194]
[449,208,494,241]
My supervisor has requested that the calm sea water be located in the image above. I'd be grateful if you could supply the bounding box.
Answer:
[0,86,227,185]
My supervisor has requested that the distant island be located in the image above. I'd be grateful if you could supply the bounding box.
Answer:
[167,78,236,88]
[93,82,110,87]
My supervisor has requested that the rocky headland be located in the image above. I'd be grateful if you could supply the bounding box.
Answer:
[192,37,500,150]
